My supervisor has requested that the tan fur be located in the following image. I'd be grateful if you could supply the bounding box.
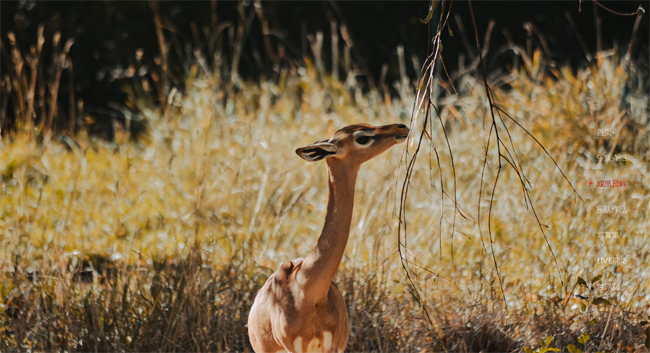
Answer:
[248,123,409,353]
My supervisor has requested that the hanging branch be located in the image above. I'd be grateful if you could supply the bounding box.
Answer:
[396,1,459,350]
[398,35,447,350]
[398,0,587,327]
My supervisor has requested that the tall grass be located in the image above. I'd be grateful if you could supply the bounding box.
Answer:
[1,3,649,352]
[2,51,649,351]
[1,26,77,136]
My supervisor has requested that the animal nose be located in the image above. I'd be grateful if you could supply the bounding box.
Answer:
[397,124,408,129]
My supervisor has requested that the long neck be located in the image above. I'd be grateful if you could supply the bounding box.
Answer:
[298,159,359,300]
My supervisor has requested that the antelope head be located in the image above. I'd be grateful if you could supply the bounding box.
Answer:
[296,123,409,165]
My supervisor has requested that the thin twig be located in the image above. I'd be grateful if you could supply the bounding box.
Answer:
[467,0,508,313]
[593,1,645,17]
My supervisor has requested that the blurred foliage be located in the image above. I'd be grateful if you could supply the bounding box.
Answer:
[1,0,648,136]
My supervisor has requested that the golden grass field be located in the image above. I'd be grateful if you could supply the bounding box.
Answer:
[1,52,649,352]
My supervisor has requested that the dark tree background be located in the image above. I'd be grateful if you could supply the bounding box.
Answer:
[2,0,648,135]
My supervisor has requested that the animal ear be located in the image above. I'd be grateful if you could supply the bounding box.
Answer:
[295,141,337,162]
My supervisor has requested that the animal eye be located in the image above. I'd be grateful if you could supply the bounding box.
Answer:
[355,136,372,145]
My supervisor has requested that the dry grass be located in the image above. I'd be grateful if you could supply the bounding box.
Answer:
[1,19,649,353]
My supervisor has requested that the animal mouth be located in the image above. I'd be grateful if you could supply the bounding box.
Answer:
[395,134,409,140]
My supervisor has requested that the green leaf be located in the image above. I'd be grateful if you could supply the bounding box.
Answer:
[567,344,583,353]
[545,335,553,347]
[589,319,598,325]
[523,348,533,353]
[592,297,611,305]
[578,332,590,344]
[577,277,587,287]
[547,349,560,352]
[580,302,587,312]
[591,274,602,283]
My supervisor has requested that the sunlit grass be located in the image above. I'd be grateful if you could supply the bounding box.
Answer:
[1,55,648,351]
